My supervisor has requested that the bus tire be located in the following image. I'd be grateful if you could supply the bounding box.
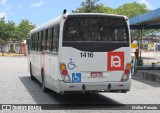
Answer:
[30,64,35,80]
[41,70,48,92]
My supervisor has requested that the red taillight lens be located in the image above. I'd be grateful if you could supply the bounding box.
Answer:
[124,16,128,21]
[62,70,67,76]
[125,69,130,74]
[63,16,67,19]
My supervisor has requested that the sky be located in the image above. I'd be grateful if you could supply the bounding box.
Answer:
[0,0,160,26]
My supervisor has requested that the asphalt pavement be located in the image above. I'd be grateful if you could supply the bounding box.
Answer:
[0,56,160,113]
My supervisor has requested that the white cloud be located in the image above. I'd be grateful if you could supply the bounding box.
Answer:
[0,12,7,19]
[30,0,44,8]
[138,0,153,10]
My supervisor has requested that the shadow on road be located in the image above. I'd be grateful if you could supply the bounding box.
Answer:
[19,76,126,110]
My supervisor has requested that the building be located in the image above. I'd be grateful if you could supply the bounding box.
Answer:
[0,40,26,54]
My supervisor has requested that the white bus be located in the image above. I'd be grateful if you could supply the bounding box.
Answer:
[28,10,132,94]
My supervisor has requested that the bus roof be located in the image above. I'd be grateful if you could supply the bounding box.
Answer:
[69,13,125,18]
[30,13,125,34]
[30,16,61,34]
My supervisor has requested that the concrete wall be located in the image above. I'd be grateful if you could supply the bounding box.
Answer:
[2,44,9,52]
[0,43,20,53]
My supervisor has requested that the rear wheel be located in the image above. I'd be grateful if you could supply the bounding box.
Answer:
[41,71,48,92]
[30,64,35,80]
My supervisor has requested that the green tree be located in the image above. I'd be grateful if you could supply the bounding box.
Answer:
[115,2,149,18]
[75,0,99,13]
[0,20,17,42]
[93,5,114,13]
[0,19,35,55]
[0,19,35,42]
[0,19,6,55]
[74,1,149,17]
[112,2,151,42]
[4,21,17,41]
[74,0,114,13]
[17,19,35,41]
[0,38,5,56]
[0,19,6,40]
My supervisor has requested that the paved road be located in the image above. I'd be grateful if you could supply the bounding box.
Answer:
[0,57,160,113]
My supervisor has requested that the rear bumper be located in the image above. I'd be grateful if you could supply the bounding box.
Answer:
[58,79,131,94]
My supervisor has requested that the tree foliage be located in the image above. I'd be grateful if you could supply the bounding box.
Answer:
[75,0,115,13]
[0,19,35,42]
[16,19,35,41]
[115,2,149,18]
[75,0,100,13]
[75,0,149,17]
[0,19,35,55]
[0,38,5,56]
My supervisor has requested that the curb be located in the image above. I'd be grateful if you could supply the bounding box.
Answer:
[134,70,160,83]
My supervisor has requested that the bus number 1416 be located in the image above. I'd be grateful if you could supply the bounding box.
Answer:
[80,52,94,58]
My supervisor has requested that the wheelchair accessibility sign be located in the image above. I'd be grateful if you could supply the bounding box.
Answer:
[68,58,77,70]
[72,73,81,82]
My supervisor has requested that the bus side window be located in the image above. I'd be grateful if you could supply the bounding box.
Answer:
[42,30,46,50]
[51,27,56,52]
[55,25,60,52]
[38,32,42,51]
[34,34,36,50]
[33,34,35,51]
[48,28,52,51]
[32,35,34,51]
[34,33,37,51]
[51,25,59,52]
[41,31,44,51]
[35,33,37,51]
[46,29,49,51]
[36,32,39,51]
[30,35,32,50]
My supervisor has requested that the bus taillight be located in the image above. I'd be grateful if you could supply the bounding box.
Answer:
[121,63,132,82]
[126,64,131,69]
[60,64,66,70]
[62,70,67,76]
[60,64,68,76]
[63,16,67,19]
[125,69,130,75]
[60,63,71,82]
[124,16,128,21]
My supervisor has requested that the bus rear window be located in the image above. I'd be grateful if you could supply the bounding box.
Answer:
[63,16,129,42]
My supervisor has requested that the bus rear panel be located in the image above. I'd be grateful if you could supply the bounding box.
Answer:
[58,14,131,94]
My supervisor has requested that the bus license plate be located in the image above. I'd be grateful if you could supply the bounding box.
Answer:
[91,72,103,77]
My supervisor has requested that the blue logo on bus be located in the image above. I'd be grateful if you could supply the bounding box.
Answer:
[72,73,81,83]
[68,58,77,70]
